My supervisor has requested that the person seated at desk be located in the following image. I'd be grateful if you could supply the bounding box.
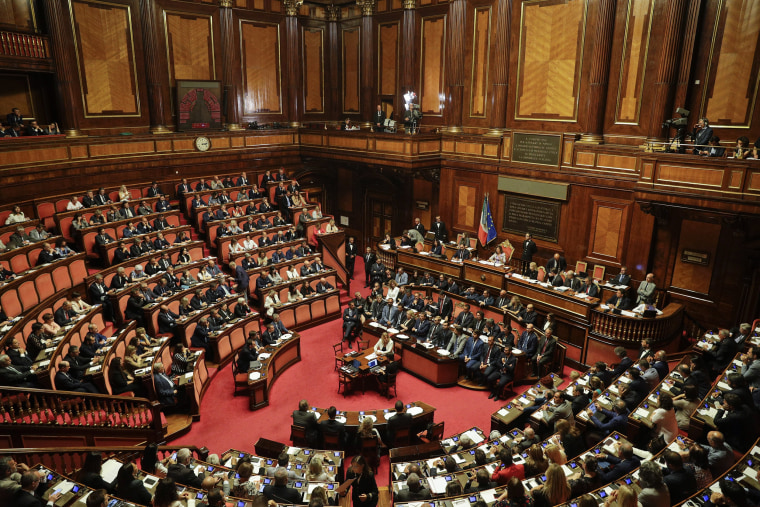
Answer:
[452,244,470,262]
[55,360,99,393]
[698,136,725,157]
[563,270,582,291]
[0,353,38,388]
[459,333,484,371]
[190,318,213,355]
[410,313,431,342]
[320,405,347,448]
[606,289,633,311]
[316,277,334,293]
[517,303,537,325]
[580,276,600,298]
[516,323,538,359]
[610,267,630,286]
[470,335,501,385]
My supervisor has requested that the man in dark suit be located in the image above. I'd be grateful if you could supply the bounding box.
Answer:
[292,399,320,447]
[153,362,179,410]
[6,108,23,128]
[465,469,497,493]
[533,328,556,376]
[691,117,713,155]
[517,324,538,359]
[191,318,212,355]
[437,292,453,322]
[263,468,302,504]
[54,301,75,327]
[319,406,346,448]
[395,473,431,501]
[13,471,61,507]
[454,304,474,330]
[489,346,517,400]
[431,216,447,242]
[24,120,46,136]
[342,302,361,346]
[167,448,204,488]
[521,233,537,274]
[146,182,162,198]
[564,271,582,291]
[370,258,386,286]
[605,289,632,311]
[0,354,37,388]
[89,274,114,322]
[581,276,600,298]
[386,400,413,447]
[597,443,640,482]
[158,305,179,336]
[610,266,631,286]
[474,335,502,386]
[363,247,376,287]
[413,218,426,237]
[54,361,99,393]
[545,253,566,275]
[95,228,114,246]
[345,237,358,279]
[610,346,633,377]
[177,178,192,197]
[661,451,698,504]
[63,346,93,380]
[372,105,386,132]
[705,329,739,377]
[229,261,249,299]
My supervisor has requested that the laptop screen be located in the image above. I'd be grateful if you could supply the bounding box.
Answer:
[367,359,378,368]
[351,359,361,368]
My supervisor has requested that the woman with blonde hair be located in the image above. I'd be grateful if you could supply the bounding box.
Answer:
[118,185,131,201]
[544,444,567,465]
[373,332,394,356]
[310,485,331,505]
[264,289,280,318]
[355,417,385,458]
[306,456,334,482]
[507,295,523,312]
[325,218,339,233]
[526,262,539,280]
[604,484,640,507]
[530,464,570,507]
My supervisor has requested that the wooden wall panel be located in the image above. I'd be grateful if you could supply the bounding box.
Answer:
[0,73,33,119]
[0,0,36,31]
[420,15,446,116]
[164,12,215,86]
[71,0,139,117]
[614,0,654,124]
[378,22,398,97]
[452,177,479,232]
[469,6,491,118]
[515,0,587,121]
[586,196,631,263]
[240,21,281,114]
[302,27,324,113]
[702,0,760,128]
[671,220,721,295]
[342,27,360,113]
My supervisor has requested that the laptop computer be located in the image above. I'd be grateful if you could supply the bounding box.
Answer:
[367,359,378,368]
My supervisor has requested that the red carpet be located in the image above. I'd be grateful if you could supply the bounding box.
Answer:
[169,260,569,485]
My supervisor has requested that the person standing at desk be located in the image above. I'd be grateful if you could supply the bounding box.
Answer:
[545,253,566,275]
[636,273,656,304]
[522,233,537,275]
[339,456,378,507]
[372,105,385,132]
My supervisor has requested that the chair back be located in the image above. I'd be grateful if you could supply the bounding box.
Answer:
[537,266,546,281]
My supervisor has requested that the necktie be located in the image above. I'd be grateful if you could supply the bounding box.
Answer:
[542,339,548,354]
[486,346,492,362]
[615,298,620,308]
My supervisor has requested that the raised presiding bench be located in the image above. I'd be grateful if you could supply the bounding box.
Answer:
[247,333,302,411]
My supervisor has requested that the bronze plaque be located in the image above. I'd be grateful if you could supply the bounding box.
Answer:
[511,132,561,167]
[502,195,560,242]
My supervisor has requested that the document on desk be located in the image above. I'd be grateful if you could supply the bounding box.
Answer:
[258,353,271,359]
[497,408,509,417]
[365,353,377,361]
[427,476,448,494]
[287,447,301,455]
[451,453,466,464]
[101,459,122,483]
[577,410,589,421]
[531,410,544,420]
[480,489,497,503]
[462,429,484,444]
[452,498,472,507]
[717,381,731,390]
[518,396,531,405]
[698,407,718,419]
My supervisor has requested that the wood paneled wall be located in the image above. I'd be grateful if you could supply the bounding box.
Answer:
[377,22,398,98]
[164,12,216,85]
[302,27,324,114]
[0,0,36,32]
[240,21,282,115]
[342,26,360,114]
[420,15,446,116]
[71,0,140,117]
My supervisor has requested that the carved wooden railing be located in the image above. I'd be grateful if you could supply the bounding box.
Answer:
[589,303,684,345]
[0,387,165,447]
[0,31,50,58]
[0,445,205,475]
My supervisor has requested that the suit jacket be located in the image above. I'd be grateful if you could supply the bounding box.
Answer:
[363,252,376,271]
[386,412,413,446]
[12,490,44,507]
[636,281,656,304]
[158,311,179,334]
[546,256,567,273]
[191,325,210,349]
[565,277,582,291]
[455,311,474,329]
[320,419,346,447]
[610,273,631,286]
[262,484,302,504]
[599,455,640,482]
[478,344,502,368]
[606,295,633,311]
[517,331,538,358]
[438,296,453,321]
[536,337,556,360]
[693,126,713,151]
[55,371,86,391]
[0,364,36,386]
[373,110,386,126]
[611,356,633,378]
[167,463,204,489]
[153,372,176,406]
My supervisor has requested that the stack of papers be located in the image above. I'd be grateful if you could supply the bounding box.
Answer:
[258,353,271,359]
[101,459,122,483]
[461,429,484,444]
[427,476,448,494]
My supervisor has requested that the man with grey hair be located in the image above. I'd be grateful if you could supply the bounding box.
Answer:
[152,362,179,410]
[0,455,29,501]
[262,467,301,504]
[395,472,431,501]
[54,361,98,393]
[0,354,37,388]
[167,448,204,488]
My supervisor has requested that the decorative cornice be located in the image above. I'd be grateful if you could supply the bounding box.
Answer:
[356,0,376,17]
[325,4,341,21]
[283,0,303,16]
[402,0,416,9]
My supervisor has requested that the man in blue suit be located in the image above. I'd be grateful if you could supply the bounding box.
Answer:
[516,324,538,359]
[230,261,250,300]
[191,318,212,355]
[597,442,640,483]
[460,334,484,375]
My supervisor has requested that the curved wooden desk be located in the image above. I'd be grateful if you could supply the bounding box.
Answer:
[305,400,436,438]
[248,334,302,410]
[399,341,460,387]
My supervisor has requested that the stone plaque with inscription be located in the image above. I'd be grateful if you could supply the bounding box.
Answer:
[502,195,561,242]
[512,132,561,167]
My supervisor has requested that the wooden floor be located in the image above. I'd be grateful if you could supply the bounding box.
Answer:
[166,413,193,440]
[456,376,489,390]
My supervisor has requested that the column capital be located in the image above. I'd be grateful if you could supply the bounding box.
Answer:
[283,0,303,16]
[219,0,233,7]
[357,0,376,17]
[325,4,341,21]
[402,0,416,9]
